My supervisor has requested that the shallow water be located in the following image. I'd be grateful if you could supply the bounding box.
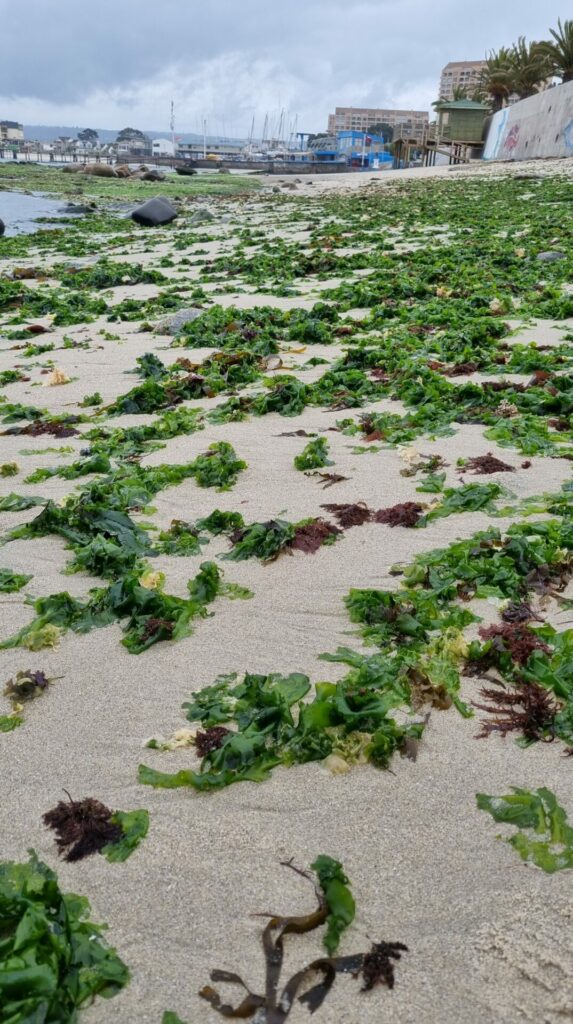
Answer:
[0,190,85,236]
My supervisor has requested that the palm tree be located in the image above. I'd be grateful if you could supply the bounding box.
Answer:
[538,18,573,82]
[479,48,514,112]
[451,86,468,100]
[508,37,551,99]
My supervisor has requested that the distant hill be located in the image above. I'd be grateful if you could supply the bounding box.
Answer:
[24,125,246,145]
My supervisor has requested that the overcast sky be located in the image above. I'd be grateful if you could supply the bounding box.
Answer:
[0,1,568,137]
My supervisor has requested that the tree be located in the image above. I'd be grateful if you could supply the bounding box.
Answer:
[508,37,550,99]
[538,18,573,82]
[478,48,514,112]
[77,128,99,144]
[116,127,147,143]
[451,87,468,101]
[367,121,394,142]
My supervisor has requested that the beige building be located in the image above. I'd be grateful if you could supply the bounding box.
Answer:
[0,120,24,143]
[327,107,428,140]
[439,61,486,101]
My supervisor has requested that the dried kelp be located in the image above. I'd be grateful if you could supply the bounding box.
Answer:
[305,471,349,489]
[199,857,406,1022]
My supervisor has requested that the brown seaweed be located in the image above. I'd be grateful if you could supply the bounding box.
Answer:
[465,454,514,474]
[195,726,231,757]
[321,502,372,529]
[478,622,551,665]
[43,794,122,862]
[374,502,424,528]
[199,860,407,1022]
[305,471,349,489]
[474,681,559,742]
[291,519,341,553]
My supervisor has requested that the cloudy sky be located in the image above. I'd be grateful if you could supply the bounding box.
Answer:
[0,1,568,137]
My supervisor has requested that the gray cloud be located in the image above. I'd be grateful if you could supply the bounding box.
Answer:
[0,1,568,134]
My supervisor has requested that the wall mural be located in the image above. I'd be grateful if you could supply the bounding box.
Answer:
[483,82,573,161]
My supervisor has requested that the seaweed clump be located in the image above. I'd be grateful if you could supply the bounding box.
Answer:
[43,795,122,861]
[474,681,560,743]
[198,856,407,1022]
[374,502,424,528]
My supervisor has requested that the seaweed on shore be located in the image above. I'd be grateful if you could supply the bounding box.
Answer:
[43,793,149,863]
[374,502,425,528]
[198,857,406,1021]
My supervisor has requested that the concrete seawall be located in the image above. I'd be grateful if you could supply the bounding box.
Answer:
[484,81,573,160]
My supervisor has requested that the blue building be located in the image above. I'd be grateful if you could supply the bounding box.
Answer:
[336,130,393,167]
[307,130,393,167]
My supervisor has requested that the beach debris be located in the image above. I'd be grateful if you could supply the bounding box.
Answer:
[477,787,573,872]
[43,794,149,863]
[0,461,18,477]
[3,668,57,707]
[131,196,178,227]
[374,502,424,528]
[0,852,129,1021]
[276,429,315,437]
[43,367,71,386]
[198,856,406,1020]
[305,470,349,489]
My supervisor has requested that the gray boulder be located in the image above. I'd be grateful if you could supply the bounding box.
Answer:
[154,307,203,335]
[189,208,214,226]
[84,163,118,178]
[131,196,178,227]
[537,251,565,262]
[141,170,165,182]
[0,218,4,237]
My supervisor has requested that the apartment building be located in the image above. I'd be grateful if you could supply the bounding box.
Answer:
[438,61,486,101]
[0,120,24,143]
[327,107,428,140]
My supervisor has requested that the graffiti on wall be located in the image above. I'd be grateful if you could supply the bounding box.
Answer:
[483,81,573,161]
[502,122,521,155]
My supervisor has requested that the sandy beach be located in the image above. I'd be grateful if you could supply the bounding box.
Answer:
[1,159,572,1024]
